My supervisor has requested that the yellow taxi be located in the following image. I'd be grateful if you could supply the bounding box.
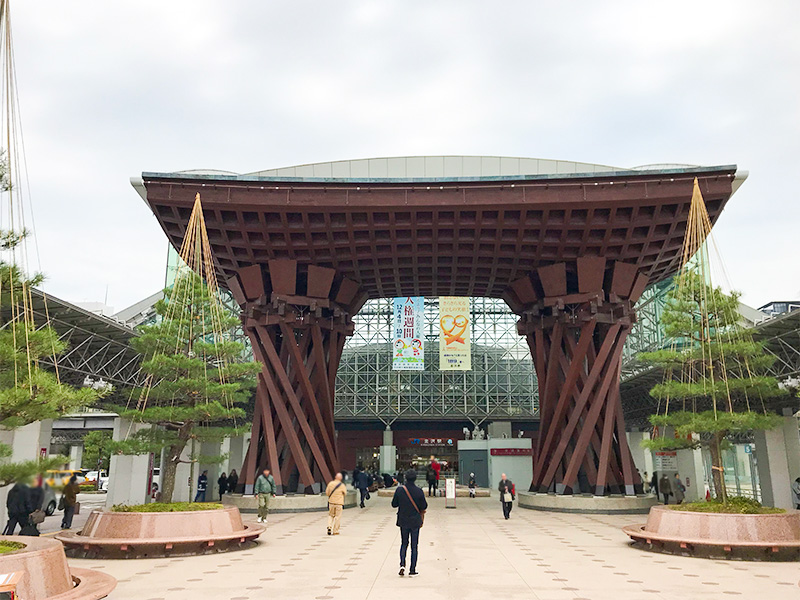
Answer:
[44,469,86,488]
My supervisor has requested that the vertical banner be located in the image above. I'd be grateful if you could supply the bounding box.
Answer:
[439,296,471,370]
[445,478,456,509]
[392,297,425,371]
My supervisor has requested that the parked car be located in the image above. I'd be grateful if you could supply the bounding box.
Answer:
[84,470,103,482]
[42,482,57,516]
[84,470,109,487]
[44,469,86,488]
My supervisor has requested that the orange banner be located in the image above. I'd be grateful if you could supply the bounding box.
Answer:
[439,297,471,371]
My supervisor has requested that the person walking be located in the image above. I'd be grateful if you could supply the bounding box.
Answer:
[468,473,477,498]
[659,473,672,505]
[254,468,276,524]
[194,470,208,502]
[426,465,437,497]
[430,457,441,490]
[325,472,347,535]
[353,467,369,508]
[21,481,45,537]
[228,469,239,494]
[61,475,80,530]
[672,474,686,504]
[498,473,515,519]
[392,469,427,577]
[792,477,800,509]
[217,472,228,501]
[4,482,30,535]
[643,471,650,494]
[650,472,659,496]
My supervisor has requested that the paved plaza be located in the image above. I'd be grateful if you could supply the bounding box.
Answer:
[59,496,800,600]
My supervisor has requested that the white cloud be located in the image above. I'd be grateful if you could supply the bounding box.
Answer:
[6,0,799,309]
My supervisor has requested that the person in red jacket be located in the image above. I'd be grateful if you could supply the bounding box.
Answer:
[427,457,441,497]
[430,457,441,480]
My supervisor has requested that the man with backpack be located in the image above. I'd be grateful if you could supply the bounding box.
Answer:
[392,469,428,578]
[325,472,347,535]
[3,482,31,535]
[426,465,437,497]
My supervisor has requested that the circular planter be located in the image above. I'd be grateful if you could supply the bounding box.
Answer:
[0,536,115,599]
[623,504,800,560]
[376,486,491,498]
[223,490,357,513]
[519,491,658,514]
[55,506,264,559]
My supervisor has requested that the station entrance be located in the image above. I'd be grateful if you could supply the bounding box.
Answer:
[136,159,742,496]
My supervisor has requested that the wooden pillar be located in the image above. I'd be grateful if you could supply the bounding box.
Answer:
[508,259,649,496]
[227,262,362,495]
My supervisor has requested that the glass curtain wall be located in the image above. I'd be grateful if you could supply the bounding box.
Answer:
[335,297,538,422]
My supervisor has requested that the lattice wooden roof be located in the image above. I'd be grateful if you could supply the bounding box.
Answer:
[136,164,741,300]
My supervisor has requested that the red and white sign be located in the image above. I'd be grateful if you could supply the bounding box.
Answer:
[490,448,532,456]
[654,451,678,470]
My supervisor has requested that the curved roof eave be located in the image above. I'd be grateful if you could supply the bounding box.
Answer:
[140,163,741,187]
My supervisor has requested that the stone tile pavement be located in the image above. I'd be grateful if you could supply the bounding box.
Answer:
[39,493,107,536]
[67,496,800,600]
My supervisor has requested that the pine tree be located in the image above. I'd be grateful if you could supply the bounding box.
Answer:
[639,271,785,502]
[82,430,112,471]
[114,272,259,503]
[0,237,104,486]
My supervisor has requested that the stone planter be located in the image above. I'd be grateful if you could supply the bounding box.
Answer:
[376,486,491,498]
[623,504,800,560]
[519,491,658,514]
[55,506,264,559]
[0,536,115,599]
[223,490,357,513]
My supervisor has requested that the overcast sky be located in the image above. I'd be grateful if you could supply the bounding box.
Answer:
[9,1,800,311]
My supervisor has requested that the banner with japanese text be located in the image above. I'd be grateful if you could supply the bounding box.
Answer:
[392,297,425,371]
[438,296,471,370]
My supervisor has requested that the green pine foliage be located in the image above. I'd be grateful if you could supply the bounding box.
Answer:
[0,444,66,487]
[673,496,784,514]
[0,263,100,428]
[639,271,785,503]
[82,430,112,471]
[0,232,105,486]
[111,272,259,503]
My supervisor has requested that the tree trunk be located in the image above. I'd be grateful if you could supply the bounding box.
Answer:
[707,432,727,503]
[160,425,192,503]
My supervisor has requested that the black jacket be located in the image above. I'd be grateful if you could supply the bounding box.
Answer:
[29,487,44,511]
[228,473,239,493]
[6,483,31,516]
[426,467,436,483]
[218,476,228,493]
[392,482,428,529]
[353,470,368,490]
[498,478,515,501]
